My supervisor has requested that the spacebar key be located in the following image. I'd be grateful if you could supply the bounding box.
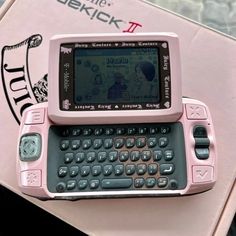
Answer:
[102,178,133,189]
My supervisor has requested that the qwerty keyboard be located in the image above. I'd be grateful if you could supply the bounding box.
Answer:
[47,123,187,194]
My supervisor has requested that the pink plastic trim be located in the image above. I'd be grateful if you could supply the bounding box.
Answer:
[16,97,217,199]
[16,102,54,199]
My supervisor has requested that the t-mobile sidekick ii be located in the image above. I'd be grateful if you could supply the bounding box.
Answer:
[17,33,217,200]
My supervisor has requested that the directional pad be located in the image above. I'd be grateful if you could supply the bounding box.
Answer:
[19,134,41,161]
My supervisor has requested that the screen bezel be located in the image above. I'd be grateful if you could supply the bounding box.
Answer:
[59,40,171,111]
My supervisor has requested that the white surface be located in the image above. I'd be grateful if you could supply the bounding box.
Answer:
[148,0,236,38]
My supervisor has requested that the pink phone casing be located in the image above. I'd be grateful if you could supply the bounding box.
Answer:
[16,97,217,199]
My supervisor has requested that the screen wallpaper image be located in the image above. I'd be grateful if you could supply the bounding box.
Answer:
[74,47,160,105]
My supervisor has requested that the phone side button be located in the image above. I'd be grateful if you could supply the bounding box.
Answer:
[25,108,45,125]
[185,104,208,120]
[21,170,42,187]
[192,166,214,183]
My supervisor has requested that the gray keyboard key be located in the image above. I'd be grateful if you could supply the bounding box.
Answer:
[101,178,133,189]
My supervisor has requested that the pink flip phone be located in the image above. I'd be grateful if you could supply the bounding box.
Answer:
[16,33,217,200]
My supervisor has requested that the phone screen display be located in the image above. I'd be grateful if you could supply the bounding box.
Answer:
[59,40,171,111]
[74,47,160,107]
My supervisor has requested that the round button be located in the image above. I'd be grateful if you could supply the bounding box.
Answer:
[56,182,66,193]
[169,179,178,190]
